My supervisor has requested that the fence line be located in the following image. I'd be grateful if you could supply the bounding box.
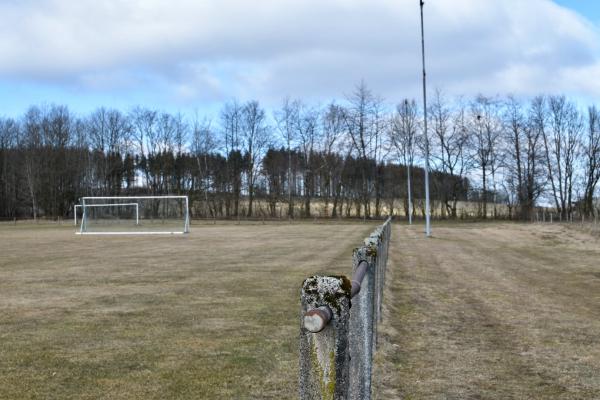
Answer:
[299,217,392,399]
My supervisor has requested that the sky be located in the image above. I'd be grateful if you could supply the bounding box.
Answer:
[0,0,599,118]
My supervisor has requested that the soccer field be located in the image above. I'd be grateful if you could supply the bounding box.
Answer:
[0,221,376,399]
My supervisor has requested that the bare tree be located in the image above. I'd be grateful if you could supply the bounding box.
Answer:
[88,108,130,154]
[274,97,299,218]
[503,96,525,218]
[130,107,157,187]
[321,102,347,218]
[430,92,470,218]
[582,106,600,217]
[471,95,501,219]
[21,107,43,220]
[156,112,177,153]
[173,112,188,156]
[42,105,73,216]
[241,100,271,217]
[390,99,419,222]
[130,107,156,157]
[293,102,321,217]
[220,100,244,216]
[221,100,243,154]
[344,81,384,218]
[503,96,546,220]
[542,96,583,220]
[192,115,215,215]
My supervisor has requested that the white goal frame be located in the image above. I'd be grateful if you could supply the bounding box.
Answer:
[77,195,190,235]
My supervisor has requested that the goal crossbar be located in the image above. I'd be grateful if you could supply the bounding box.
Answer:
[81,196,188,200]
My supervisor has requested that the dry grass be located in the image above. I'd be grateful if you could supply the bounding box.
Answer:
[374,222,600,399]
[0,221,376,399]
[5,220,600,399]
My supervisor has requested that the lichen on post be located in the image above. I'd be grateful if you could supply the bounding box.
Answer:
[299,276,351,400]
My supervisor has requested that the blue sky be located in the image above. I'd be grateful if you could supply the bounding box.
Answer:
[555,0,600,23]
[0,0,599,118]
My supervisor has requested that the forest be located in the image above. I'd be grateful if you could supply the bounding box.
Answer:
[0,83,598,221]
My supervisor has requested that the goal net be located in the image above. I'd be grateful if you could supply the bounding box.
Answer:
[77,196,190,235]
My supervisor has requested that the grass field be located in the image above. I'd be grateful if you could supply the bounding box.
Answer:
[0,221,376,399]
[375,222,600,399]
[2,221,600,399]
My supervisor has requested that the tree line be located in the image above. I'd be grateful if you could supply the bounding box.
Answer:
[0,83,598,221]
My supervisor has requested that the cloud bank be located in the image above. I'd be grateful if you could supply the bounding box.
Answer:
[0,0,598,110]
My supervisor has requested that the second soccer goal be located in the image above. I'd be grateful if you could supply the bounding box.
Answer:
[77,196,190,235]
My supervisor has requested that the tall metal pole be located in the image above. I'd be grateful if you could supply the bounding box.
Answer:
[288,133,293,221]
[407,161,413,225]
[406,101,413,226]
[420,0,431,237]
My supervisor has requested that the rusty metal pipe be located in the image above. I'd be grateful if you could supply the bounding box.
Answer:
[350,260,368,298]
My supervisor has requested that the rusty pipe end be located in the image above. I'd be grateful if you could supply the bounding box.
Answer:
[303,306,332,333]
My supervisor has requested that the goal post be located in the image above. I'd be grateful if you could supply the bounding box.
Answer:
[77,196,190,235]
[74,204,80,226]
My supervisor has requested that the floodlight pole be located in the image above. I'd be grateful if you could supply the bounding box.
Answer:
[420,0,432,237]
[288,132,293,221]
[405,100,414,226]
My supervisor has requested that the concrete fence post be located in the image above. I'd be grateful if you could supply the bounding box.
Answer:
[299,217,392,400]
[349,247,376,400]
[300,276,352,400]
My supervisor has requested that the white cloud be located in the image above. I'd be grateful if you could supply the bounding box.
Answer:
[0,0,599,106]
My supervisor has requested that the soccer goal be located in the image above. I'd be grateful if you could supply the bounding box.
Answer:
[77,196,190,235]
